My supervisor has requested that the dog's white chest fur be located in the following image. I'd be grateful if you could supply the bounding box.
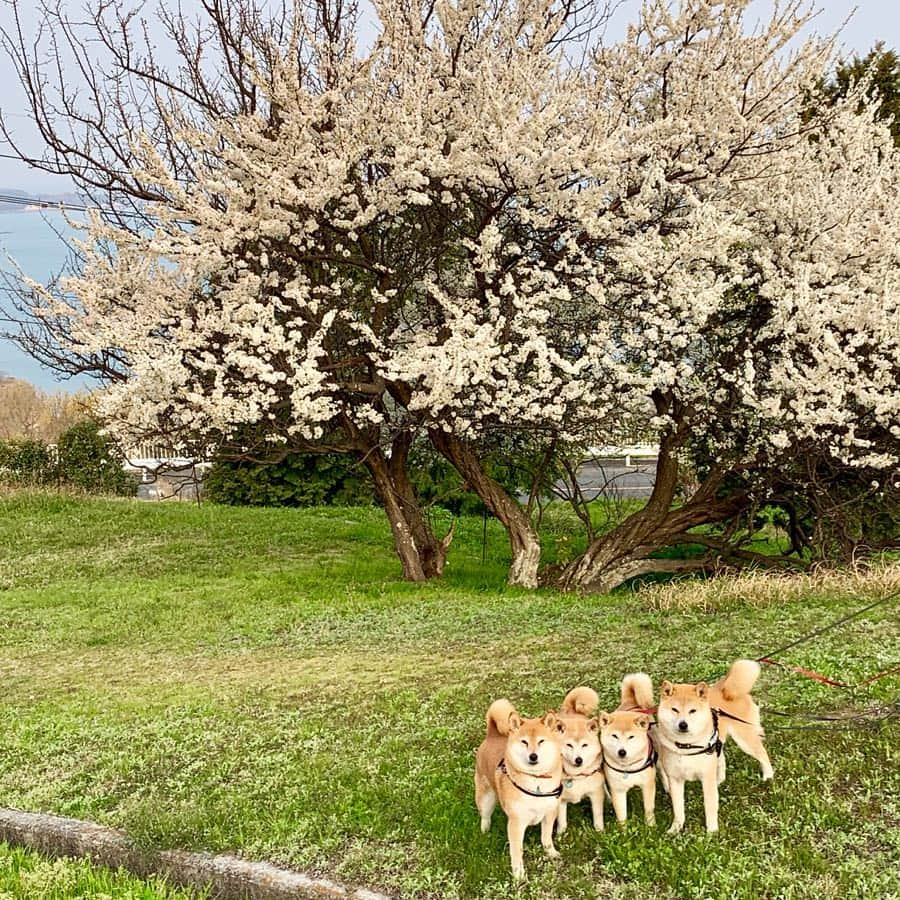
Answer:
[561,771,603,803]
[605,764,653,791]
[658,746,712,781]
[516,794,559,826]
[655,727,717,782]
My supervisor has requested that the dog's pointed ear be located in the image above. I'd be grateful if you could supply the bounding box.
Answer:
[661,680,674,697]
[587,717,600,733]
[542,711,560,731]
[508,711,523,732]
[598,711,611,727]
[696,682,709,699]
[636,714,650,730]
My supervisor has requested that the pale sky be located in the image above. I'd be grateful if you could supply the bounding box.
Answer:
[0,1,896,192]
[0,1,896,388]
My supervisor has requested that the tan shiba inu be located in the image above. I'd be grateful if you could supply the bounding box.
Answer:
[655,659,774,834]
[598,672,657,826]
[555,686,604,834]
[475,699,564,879]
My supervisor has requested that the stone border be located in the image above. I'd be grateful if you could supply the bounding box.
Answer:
[0,808,390,900]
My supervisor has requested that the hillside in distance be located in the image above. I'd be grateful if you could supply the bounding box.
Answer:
[0,188,84,211]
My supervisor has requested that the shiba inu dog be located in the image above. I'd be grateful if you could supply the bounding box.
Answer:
[555,686,604,834]
[655,659,774,834]
[475,699,564,879]
[598,672,657,826]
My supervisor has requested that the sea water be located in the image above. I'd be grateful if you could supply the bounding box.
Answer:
[0,209,87,388]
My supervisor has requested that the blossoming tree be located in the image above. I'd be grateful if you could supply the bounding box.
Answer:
[2,0,898,590]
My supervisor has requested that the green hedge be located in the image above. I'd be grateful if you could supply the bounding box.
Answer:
[204,438,540,512]
[0,421,133,495]
[203,453,374,507]
[0,439,57,486]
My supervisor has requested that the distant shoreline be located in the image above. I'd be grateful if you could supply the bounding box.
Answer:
[0,189,84,212]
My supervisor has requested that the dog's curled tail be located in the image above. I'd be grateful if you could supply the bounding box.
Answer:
[485,699,518,737]
[561,686,600,716]
[717,659,760,701]
[620,672,654,711]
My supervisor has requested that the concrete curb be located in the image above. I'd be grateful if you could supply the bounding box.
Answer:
[0,807,391,899]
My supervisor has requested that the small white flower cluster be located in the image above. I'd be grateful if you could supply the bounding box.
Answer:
[26,0,899,469]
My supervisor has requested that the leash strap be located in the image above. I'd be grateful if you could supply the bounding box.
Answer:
[759,657,847,687]
[713,708,757,726]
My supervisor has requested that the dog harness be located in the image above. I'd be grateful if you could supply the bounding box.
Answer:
[673,709,723,756]
[497,759,563,798]
[602,739,658,776]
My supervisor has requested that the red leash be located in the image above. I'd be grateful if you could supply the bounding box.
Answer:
[758,657,847,687]
[759,656,900,689]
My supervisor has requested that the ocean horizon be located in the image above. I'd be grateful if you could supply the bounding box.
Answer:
[0,209,90,390]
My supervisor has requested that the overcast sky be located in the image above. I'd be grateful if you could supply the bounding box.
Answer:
[0,1,896,388]
[0,1,896,192]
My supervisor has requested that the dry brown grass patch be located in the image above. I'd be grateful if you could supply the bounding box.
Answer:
[636,559,900,612]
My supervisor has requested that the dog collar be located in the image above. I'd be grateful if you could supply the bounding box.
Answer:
[673,730,722,756]
[498,759,563,798]
[562,762,603,786]
[603,740,657,776]
[674,709,722,756]
[673,709,723,756]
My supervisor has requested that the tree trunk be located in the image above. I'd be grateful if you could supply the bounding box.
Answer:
[558,434,682,592]
[386,432,453,578]
[558,433,753,594]
[429,429,541,588]
[363,437,453,582]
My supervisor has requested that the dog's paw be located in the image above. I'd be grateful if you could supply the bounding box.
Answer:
[556,823,567,837]
[480,819,491,834]
[645,815,655,827]
[762,769,774,782]
[667,822,683,835]
[544,845,561,859]
[593,822,604,832]
[512,863,525,880]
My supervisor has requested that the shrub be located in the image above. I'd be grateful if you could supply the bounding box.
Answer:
[0,439,57,486]
[204,453,374,507]
[55,420,134,495]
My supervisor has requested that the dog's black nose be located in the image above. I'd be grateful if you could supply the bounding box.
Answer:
[678,720,689,732]
[574,756,583,766]
[617,748,627,758]
[528,752,538,764]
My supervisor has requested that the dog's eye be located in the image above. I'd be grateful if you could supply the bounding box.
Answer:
[566,743,574,749]
[611,734,618,740]
[521,739,528,746]
[538,739,545,746]
[689,709,696,714]
[627,735,634,740]
[671,708,679,714]
[582,743,589,749]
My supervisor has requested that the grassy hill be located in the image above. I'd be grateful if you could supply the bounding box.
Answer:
[0,491,897,898]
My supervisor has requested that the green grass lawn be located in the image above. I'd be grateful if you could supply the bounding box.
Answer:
[0,842,199,899]
[0,491,898,899]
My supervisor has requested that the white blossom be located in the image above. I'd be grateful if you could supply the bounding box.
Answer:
[22,0,899,470]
